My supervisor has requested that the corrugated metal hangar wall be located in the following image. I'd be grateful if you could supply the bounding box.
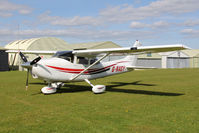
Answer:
[162,51,190,68]
[136,50,194,69]
[167,57,190,68]
[137,58,162,68]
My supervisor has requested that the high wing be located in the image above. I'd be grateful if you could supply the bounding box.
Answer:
[73,44,190,57]
[6,44,189,57]
[6,50,56,55]
[70,44,189,81]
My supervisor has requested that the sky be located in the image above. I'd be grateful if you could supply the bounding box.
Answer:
[0,0,199,48]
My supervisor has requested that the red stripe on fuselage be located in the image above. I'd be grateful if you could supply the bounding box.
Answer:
[46,61,129,74]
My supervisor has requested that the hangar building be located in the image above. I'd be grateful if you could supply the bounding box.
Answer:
[137,53,162,68]
[70,41,121,50]
[5,37,69,70]
[5,37,199,69]
[137,49,199,68]
[4,37,121,70]
[181,50,199,68]
[0,46,9,71]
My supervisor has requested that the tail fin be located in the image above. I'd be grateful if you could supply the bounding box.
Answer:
[124,55,157,70]
[133,40,142,47]
[124,40,158,70]
[123,40,141,66]
[124,55,137,66]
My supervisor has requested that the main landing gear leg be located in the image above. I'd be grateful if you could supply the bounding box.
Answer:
[84,79,106,94]
[51,82,65,90]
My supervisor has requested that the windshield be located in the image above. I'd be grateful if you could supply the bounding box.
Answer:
[53,51,73,62]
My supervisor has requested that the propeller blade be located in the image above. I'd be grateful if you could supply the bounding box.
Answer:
[25,69,30,90]
[19,52,28,62]
[30,56,41,65]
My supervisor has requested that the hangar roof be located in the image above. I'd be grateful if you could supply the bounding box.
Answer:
[141,49,199,58]
[182,49,199,57]
[4,37,121,51]
[70,41,121,50]
[162,49,199,57]
[0,46,6,50]
[4,37,70,51]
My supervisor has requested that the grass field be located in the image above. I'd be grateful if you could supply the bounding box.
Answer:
[0,69,199,133]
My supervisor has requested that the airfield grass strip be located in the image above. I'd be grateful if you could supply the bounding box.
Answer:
[0,69,199,133]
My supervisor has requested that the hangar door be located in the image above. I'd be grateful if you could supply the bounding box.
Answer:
[192,57,199,68]
[0,50,9,71]
[167,57,189,68]
[137,58,161,68]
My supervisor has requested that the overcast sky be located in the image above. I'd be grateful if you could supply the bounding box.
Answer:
[0,0,199,48]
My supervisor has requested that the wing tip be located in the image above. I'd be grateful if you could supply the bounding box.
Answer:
[182,45,191,50]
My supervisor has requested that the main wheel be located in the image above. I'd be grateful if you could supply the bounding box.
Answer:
[92,85,106,94]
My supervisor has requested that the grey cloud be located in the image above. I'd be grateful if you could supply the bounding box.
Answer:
[0,28,155,42]
[39,12,102,27]
[181,28,199,37]
[183,19,199,27]
[0,0,32,17]
[100,0,199,22]
[39,0,199,27]
[130,21,170,29]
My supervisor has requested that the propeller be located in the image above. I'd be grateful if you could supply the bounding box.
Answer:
[19,52,28,62]
[30,56,41,65]
[19,52,41,90]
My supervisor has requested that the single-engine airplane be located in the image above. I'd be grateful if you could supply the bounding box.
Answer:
[7,41,189,94]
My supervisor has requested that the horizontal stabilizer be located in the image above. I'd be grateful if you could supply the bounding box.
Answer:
[126,66,157,70]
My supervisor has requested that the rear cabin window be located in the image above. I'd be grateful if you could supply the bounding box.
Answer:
[77,57,99,65]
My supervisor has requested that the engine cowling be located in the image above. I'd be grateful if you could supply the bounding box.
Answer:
[92,85,106,94]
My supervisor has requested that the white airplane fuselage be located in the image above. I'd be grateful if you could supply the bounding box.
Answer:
[32,57,133,83]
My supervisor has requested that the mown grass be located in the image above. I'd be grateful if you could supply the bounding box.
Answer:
[0,69,199,133]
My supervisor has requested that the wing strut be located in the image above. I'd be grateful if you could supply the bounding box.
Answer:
[70,53,110,81]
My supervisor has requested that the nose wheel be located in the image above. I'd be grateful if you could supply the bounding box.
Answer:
[41,83,57,94]
[41,82,64,94]
[41,86,57,94]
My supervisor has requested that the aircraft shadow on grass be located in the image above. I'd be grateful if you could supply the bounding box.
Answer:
[30,80,184,96]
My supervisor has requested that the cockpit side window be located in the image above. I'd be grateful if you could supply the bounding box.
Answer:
[90,58,98,64]
[77,57,89,65]
[76,57,99,65]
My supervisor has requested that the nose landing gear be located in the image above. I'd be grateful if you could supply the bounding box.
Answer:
[41,86,57,94]
[41,82,64,94]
